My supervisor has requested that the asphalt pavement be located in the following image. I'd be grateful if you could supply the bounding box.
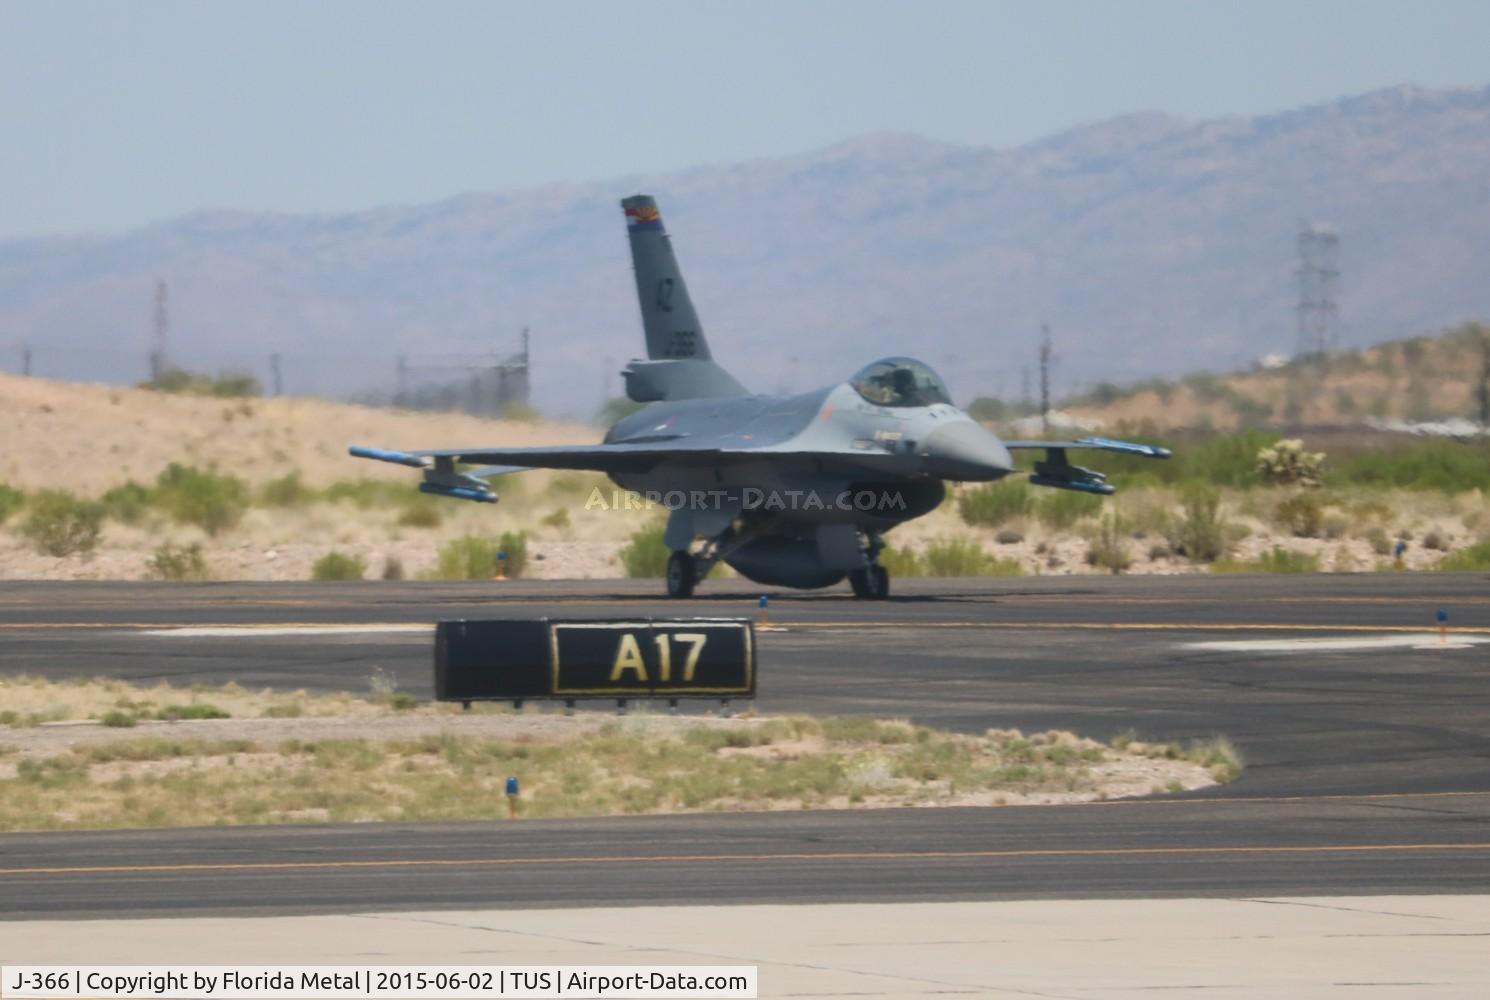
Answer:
[1,574,1488,918]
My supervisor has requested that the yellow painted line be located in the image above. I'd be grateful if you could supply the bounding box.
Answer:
[780,621,1490,634]
[967,596,1490,606]
[3,842,1487,878]
[3,620,1490,637]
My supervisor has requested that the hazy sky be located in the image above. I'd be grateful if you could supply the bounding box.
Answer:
[3,0,1488,239]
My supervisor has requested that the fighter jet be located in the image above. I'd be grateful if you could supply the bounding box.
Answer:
[351,195,1169,598]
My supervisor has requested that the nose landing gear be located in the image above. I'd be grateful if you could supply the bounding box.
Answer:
[666,550,697,598]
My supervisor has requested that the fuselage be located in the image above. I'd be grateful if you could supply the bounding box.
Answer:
[603,378,1014,534]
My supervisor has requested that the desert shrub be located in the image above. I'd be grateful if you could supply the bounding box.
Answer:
[20,491,103,557]
[0,483,24,524]
[210,371,262,398]
[1329,440,1490,493]
[153,464,247,535]
[1173,485,1228,563]
[540,508,571,530]
[1213,547,1320,574]
[1086,514,1132,574]
[141,366,261,397]
[310,551,366,581]
[1321,513,1350,540]
[1438,540,1490,571]
[1422,531,1448,551]
[595,396,646,425]
[322,479,410,508]
[146,542,211,581]
[1276,493,1324,538]
[396,503,442,528]
[618,522,668,577]
[99,710,138,728]
[1147,542,1172,560]
[157,703,229,721]
[259,472,314,507]
[381,555,405,581]
[434,536,498,580]
[1257,439,1325,487]
[878,544,926,577]
[499,402,542,422]
[966,396,1013,422]
[99,481,153,524]
[994,528,1024,545]
[957,479,1031,527]
[1035,489,1103,530]
[496,530,529,578]
[1363,525,1393,556]
[924,539,1021,576]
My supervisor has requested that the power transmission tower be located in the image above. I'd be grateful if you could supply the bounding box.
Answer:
[1038,323,1053,433]
[1296,222,1340,363]
[149,279,169,381]
[1477,331,1490,428]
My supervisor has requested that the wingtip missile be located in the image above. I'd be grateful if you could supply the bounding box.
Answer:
[349,445,427,468]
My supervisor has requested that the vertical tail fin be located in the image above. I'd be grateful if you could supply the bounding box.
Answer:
[622,195,713,361]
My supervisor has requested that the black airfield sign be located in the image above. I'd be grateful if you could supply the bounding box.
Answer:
[435,618,755,705]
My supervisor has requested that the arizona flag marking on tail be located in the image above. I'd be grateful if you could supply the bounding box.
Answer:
[625,203,663,231]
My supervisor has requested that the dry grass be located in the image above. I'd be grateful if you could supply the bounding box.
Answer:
[0,693,1227,831]
[0,675,456,727]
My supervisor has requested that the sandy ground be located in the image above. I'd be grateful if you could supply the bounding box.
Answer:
[0,371,594,494]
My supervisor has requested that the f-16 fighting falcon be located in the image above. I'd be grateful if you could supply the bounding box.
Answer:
[351,196,1170,598]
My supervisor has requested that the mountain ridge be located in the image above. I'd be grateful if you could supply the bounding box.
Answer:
[2,83,1488,415]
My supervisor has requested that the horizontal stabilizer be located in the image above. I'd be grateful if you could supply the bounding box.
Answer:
[623,358,748,402]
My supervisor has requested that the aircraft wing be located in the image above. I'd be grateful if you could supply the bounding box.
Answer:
[1000,435,1171,495]
[349,441,909,502]
[1002,436,1172,459]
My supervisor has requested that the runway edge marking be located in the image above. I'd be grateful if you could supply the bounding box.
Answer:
[4,842,1490,877]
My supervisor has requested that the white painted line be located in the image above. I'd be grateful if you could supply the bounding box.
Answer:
[1184,634,1489,653]
[140,625,433,638]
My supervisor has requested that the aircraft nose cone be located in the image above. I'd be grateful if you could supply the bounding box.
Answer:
[922,421,1014,481]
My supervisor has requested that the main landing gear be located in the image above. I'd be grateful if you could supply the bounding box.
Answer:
[848,531,890,600]
[848,564,890,600]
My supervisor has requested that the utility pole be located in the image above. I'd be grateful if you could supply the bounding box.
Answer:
[21,344,31,377]
[1038,323,1053,433]
[270,353,283,396]
[1477,332,1490,428]
[150,279,169,382]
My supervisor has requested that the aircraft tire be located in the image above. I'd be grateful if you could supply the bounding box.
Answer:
[666,551,697,598]
[849,565,889,600]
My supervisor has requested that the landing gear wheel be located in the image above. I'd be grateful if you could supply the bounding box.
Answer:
[666,551,697,598]
[849,565,890,600]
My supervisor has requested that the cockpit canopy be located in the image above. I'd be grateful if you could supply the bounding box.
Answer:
[849,357,953,408]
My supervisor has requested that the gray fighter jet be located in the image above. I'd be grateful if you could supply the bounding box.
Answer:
[352,195,1169,598]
